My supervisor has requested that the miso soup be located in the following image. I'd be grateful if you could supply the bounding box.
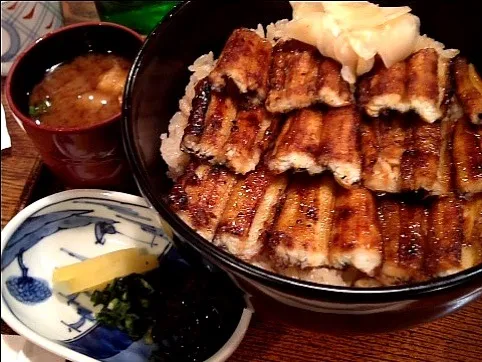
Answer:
[29,53,131,128]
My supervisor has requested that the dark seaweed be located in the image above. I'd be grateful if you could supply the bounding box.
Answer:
[91,256,245,362]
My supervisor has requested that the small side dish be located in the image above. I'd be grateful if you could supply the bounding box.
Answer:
[1,190,249,362]
[53,251,246,362]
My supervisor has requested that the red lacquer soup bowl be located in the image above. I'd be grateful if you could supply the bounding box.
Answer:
[6,22,144,188]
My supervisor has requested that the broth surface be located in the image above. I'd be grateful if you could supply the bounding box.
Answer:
[29,53,131,128]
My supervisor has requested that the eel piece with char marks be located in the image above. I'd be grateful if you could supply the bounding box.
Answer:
[358,48,450,123]
[168,161,237,241]
[209,28,272,103]
[266,39,352,114]
[453,56,482,125]
[214,167,288,260]
[270,174,336,269]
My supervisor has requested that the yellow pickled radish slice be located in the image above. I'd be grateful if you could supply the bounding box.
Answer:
[52,248,159,294]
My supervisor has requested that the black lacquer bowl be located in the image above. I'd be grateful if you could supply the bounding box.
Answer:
[122,0,482,333]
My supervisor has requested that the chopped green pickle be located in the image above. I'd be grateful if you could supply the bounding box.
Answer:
[29,100,51,118]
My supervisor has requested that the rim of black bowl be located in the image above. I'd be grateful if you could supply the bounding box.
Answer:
[6,21,144,134]
[122,1,482,303]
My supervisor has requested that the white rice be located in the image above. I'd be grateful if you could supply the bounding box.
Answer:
[266,19,290,44]
[253,23,266,39]
[160,52,217,179]
[413,34,459,59]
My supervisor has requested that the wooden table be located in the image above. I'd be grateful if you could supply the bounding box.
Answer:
[2,3,482,362]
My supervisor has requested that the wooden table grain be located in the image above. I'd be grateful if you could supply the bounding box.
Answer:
[1,3,482,362]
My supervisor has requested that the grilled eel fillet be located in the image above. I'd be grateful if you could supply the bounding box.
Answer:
[268,107,324,175]
[358,48,450,123]
[378,195,481,283]
[209,28,272,103]
[426,196,465,277]
[223,107,280,174]
[268,106,361,186]
[168,161,236,241]
[270,174,336,268]
[330,187,382,276]
[181,80,236,160]
[266,39,353,114]
[181,78,279,174]
[169,163,480,283]
[400,113,453,194]
[264,188,479,283]
[361,111,453,195]
[452,116,482,194]
[378,198,428,283]
[462,193,482,269]
[360,114,408,193]
[214,167,288,260]
[453,56,482,125]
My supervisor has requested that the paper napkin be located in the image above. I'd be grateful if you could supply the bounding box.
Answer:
[1,103,11,150]
[1,335,65,362]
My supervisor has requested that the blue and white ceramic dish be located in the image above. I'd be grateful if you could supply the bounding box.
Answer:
[1,189,252,362]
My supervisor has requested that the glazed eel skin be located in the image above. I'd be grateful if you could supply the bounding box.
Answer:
[358,48,450,123]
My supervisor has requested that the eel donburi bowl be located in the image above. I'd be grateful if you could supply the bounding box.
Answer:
[122,0,482,333]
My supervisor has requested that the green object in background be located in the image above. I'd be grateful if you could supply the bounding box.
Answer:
[95,1,180,35]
